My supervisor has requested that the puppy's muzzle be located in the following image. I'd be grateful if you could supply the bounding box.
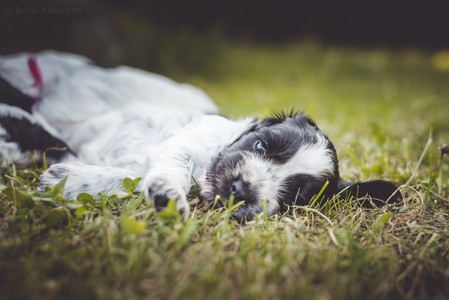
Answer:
[230,179,251,203]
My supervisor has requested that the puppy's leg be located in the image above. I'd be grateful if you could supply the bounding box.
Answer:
[143,153,194,216]
[141,114,250,217]
[39,162,139,199]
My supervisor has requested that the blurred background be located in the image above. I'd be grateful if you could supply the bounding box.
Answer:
[2,0,449,72]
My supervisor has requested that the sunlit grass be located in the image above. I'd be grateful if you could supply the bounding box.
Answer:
[1,41,449,299]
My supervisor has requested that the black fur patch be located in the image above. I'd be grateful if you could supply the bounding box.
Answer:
[280,173,337,209]
[0,77,35,113]
[259,111,319,129]
[224,114,327,165]
[338,179,402,207]
[0,115,74,161]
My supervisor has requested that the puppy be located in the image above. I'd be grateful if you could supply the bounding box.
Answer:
[0,51,402,221]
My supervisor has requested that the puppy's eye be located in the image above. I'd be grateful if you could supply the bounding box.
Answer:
[254,140,267,155]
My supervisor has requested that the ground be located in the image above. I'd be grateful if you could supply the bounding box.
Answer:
[1,41,449,300]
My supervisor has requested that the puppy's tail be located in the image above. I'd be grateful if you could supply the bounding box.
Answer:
[337,179,402,207]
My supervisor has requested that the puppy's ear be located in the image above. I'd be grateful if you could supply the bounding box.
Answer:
[259,111,291,127]
[337,179,402,207]
[260,111,318,129]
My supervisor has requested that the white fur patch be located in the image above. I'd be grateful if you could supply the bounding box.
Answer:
[280,134,334,178]
[39,163,138,199]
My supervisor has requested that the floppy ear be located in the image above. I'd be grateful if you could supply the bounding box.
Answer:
[259,111,292,127]
[337,179,402,207]
[259,111,319,129]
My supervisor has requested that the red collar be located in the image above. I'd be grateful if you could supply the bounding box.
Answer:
[27,56,43,100]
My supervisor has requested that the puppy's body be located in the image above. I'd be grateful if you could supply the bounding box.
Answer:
[0,51,401,221]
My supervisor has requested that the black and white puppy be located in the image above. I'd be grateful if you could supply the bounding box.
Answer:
[0,51,402,221]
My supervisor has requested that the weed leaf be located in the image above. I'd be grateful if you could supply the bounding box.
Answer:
[121,215,146,234]
[123,177,142,194]
[77,193,95,205]
[50,175,68,196]
[372,212,393,233]
[157,199,180,223]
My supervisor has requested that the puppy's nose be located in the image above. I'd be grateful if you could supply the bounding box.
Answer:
[230,179,248,202]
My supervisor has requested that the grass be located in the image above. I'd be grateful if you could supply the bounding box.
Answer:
[1,41,449,300]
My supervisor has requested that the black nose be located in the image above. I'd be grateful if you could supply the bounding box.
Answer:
[230,179,248,202]
[153,194,169,209]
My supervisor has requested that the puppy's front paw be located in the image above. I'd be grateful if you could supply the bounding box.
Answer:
[144,176,190,218]
[38,164,70,193]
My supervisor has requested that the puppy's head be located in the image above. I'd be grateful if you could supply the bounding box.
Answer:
[200,112,338,221]
[200,112,402,222]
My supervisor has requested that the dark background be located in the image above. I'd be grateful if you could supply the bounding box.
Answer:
[1,0,449,73]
